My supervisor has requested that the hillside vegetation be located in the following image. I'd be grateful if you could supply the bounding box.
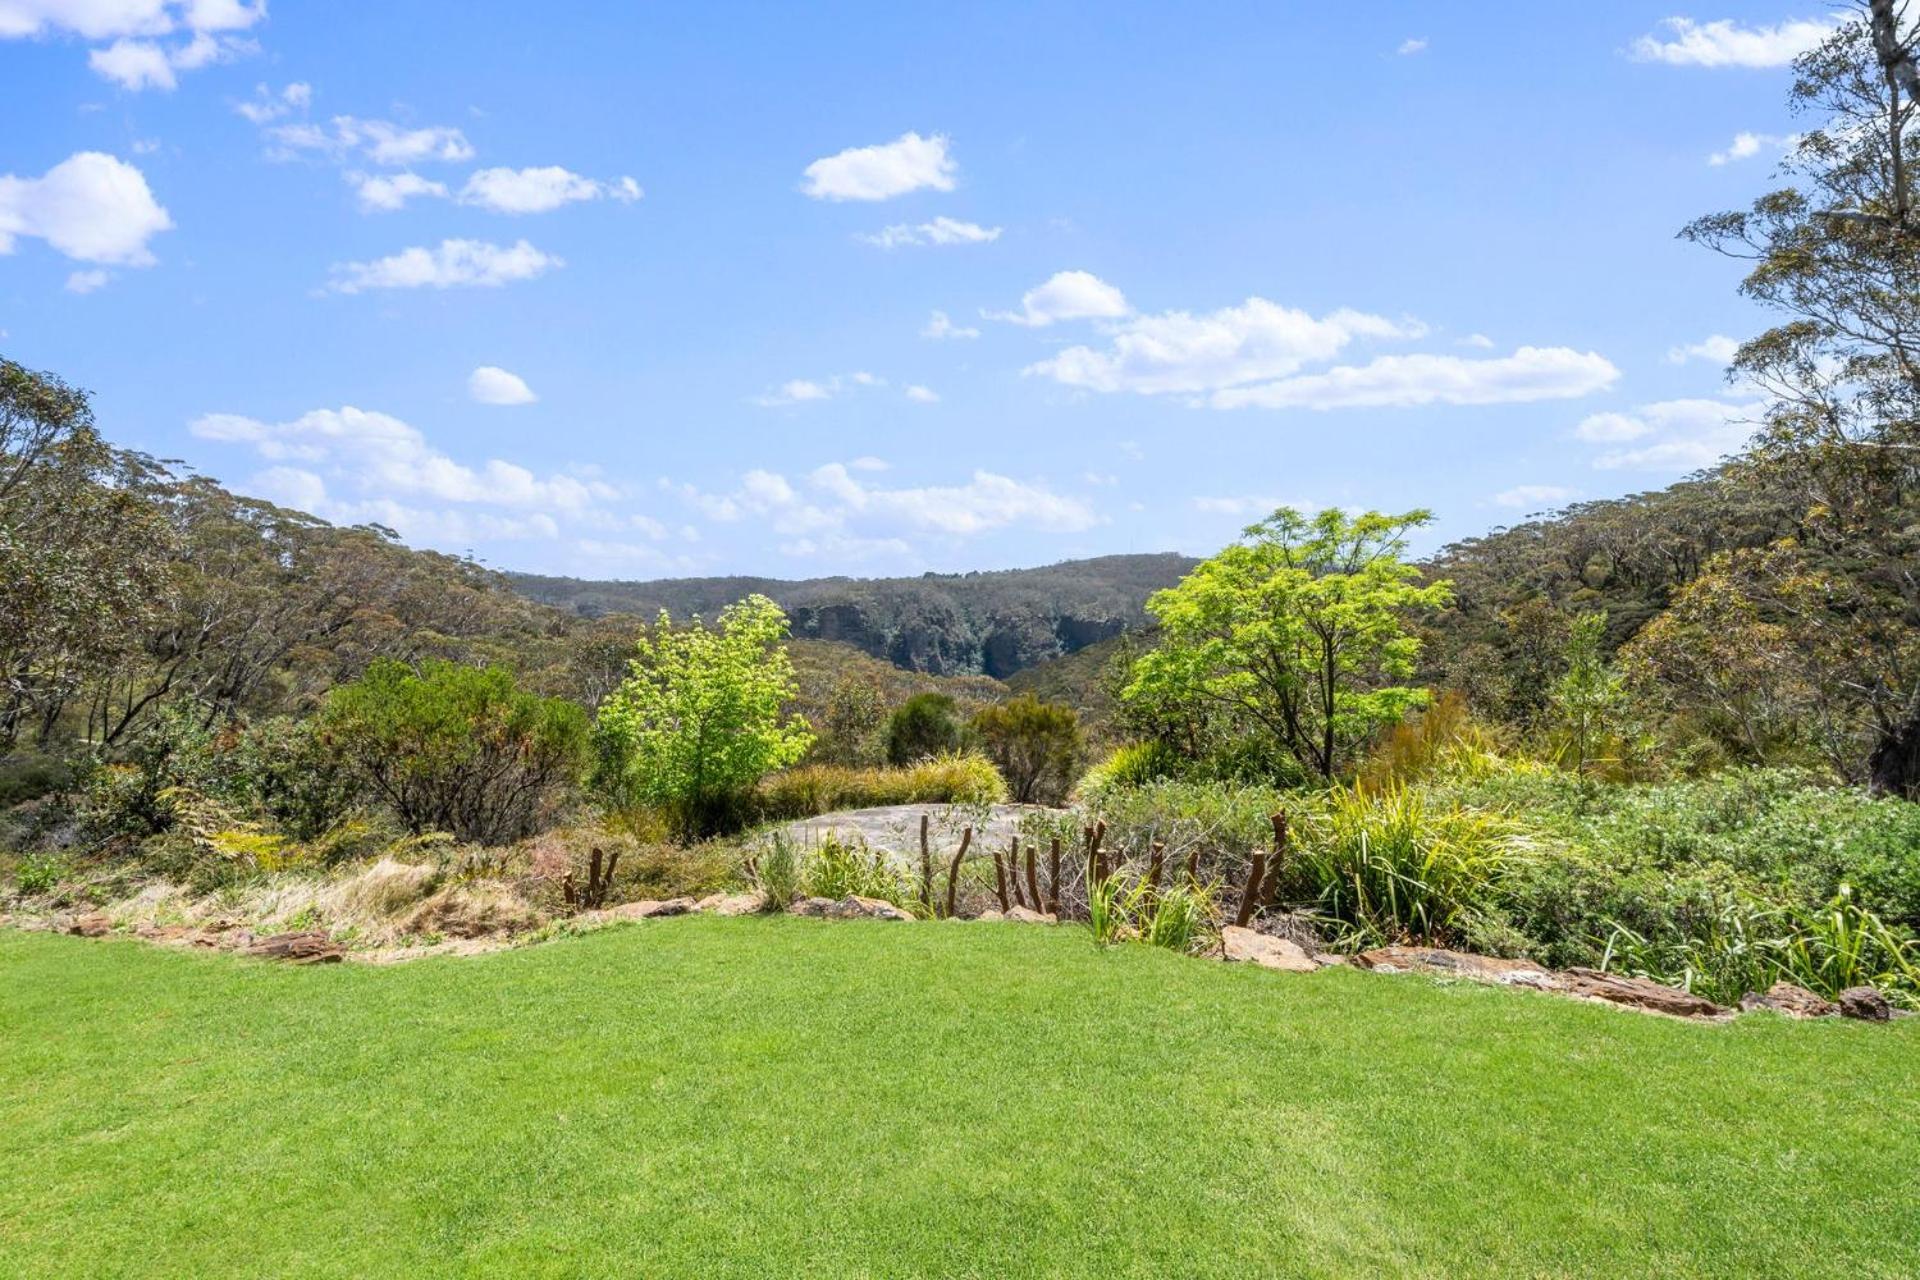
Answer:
[509,553,1196,677]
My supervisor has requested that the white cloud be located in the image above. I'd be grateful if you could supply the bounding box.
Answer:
[235,81,309,124]
[1210,346,1619,411]
[1583,397,1762,470]
[348,171,448,212]
[4,0,263,88]
[921,309,979,340]
[269,116,475,166]
[468,365,536,405]
[325,238,561,293]
[1708,130,1795,165]
[800,131,956,201]
[64,268,111,293]
[1396,37,1428,55]
[673,461,1098,548]
[988,269,1130,327]
[751,371,884,407]
[459,166,643,214]
[1028,297,1423,395]
[904,384,939,403]
[0,152,172,265]
[1460,332,1495,349]
[191,405,617,516]
[859,216,1000,248]
[1667,333,1740,365]
[1492,483,1575,509]
[1630,16,1835,68]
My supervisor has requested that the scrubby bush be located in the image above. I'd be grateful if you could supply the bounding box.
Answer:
[886,693,963,765]
[593,595,813,842]
[748,831,909,908]
[322,659,590,846]
[755,751,1006,821]
[1283,783,1535,948]
[227,716,360,841]
[1077,740,1183,799]
[970,694,1082,804]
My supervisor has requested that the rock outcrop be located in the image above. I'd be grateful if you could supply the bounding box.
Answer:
[787,895,914,922]
[1739,982,1838,1018]
[1222,925,1319,973]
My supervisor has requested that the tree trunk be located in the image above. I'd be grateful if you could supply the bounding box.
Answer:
[1868,708,1920,799]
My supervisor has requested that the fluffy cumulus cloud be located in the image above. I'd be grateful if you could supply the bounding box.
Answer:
[326,238,561,293]
[0,151,172,265]
[190,405,616,529]
[235,80,310,124]
[921,309,979,340]
[468,365,536,405]
[1396,37,1428,55]
[1630,16,1836,68]
[988,270,1130,327]
[1210,347,1618,411]
[1,0,265,89]
[1576,397,1763,470]
[348,171,447,212]
[268,115,475,166]
[1014,280,1614,411]
[859,216,1000,248]
[800,131,956,201]
[1492,483,1576,510]
[1667,333,1740,365]
[751,371,883,407]
[458,167,642,214]
[1029,298,1424,395]
[1708,130,1797,166]
[668,460,1098,560]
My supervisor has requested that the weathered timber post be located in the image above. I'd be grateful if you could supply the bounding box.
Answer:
[1047,837,1063,915]
[1025,844,1043,915]
[1234,851,1268,928]
[1266,812,1289,907]
[1008,837,1027,908]
[944,826,973,919]
[919,813,934,913]
[992,849,1012,910]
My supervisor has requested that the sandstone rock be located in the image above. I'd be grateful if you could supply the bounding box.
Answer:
[787,895,912,921]
[1739,982,1838,1018]
[1003,905,1057,925]
[1222,925,1319,973]
[1312,953,1348,967]
[1354,946,1559,990]
[694,892,767,917]
[1837,986,1893,1022]
[242,930,345,964]
[974,909,1005,922]
[134,923,191,943]
[1561,968,1729,1019]
[606,897,697,921]
[67,913,113,938]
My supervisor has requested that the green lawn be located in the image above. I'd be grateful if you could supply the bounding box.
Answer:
[3,919,1916,1279]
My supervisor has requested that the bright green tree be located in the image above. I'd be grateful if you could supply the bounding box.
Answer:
[593,595,813,840]
[1124,508,1452,780]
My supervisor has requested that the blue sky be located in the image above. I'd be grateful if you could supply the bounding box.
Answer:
[0,2,1837,578]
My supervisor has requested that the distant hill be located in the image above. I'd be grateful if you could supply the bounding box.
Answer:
[509,553,1197,678]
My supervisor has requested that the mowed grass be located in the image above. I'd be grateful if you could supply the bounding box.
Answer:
[3,920,1917,1279]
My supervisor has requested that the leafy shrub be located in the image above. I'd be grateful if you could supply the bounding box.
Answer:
[1357,690,1512,788]
[886,693,963,765]
[322,659,590,846]
[970,694,1083,804]
[755,752,1007,821]
[800,834,909,904]
[592,596,812,842]
[227,716,360,841]
[11,851,67,896]
[1284,783,1534,948]
[1083,779,1306,889]
[751,832,803,909]
[1077,740,1182,799]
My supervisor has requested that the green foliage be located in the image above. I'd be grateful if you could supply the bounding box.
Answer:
[750,833,803,909]
[814,671,888,765]
[1547,612,1632,775]
[969,693,1083,804]
[755,751,1007,822]
[1126,507,1452,780]
[226,716,360,841]
[592,596,813,842]
[11,851,67,896]
[1357,690,1513,789]
[798,834,909,906]
[1076,740,1183,799]
[885,692,963,765]
[322,658,589,846]
[1284,783,1534,948]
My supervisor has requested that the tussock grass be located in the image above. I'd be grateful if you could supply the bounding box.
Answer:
[756,751,1007,821]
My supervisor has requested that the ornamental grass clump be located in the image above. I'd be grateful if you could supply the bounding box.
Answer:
[1291,782,1533,948]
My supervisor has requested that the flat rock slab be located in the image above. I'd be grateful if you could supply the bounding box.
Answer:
[242,931,346,964]
[695,892,767,917]
[66,913,113,938]
[1355,946,1559,989]
[605,897,697,921]
[1223,925,1319,973]
[776,804,1057,859]
[1562,968,1729,1020]
[1740,982,1838,1018]
[1838,986,1894,1022]
[788,895,913,921]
